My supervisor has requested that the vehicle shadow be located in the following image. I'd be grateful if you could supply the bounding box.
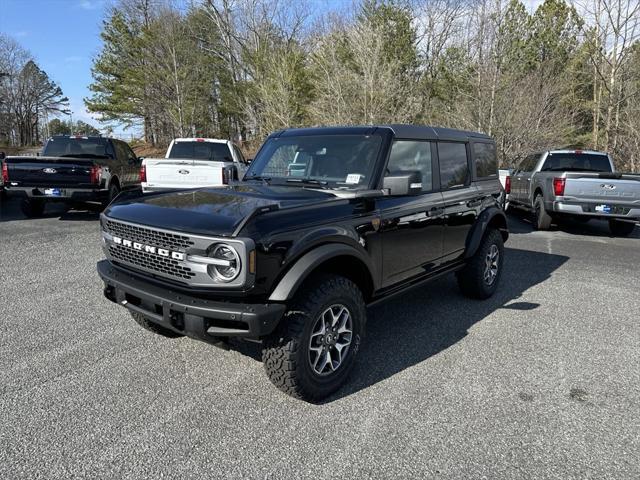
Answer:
[0,197,100,222]
[326,246,569,401]
[506,208,640,239]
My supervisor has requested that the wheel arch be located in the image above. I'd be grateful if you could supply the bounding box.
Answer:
[464,207,508,259]
[268,244,376,303]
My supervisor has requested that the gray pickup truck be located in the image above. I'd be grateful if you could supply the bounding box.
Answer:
[508,149,640,236]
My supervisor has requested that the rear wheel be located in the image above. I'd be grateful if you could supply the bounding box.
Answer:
[129,311,184,338]
[262,274,365,402]
[20,198,45,218]
[534,194,552,230]
[104,182,120,207]
[457,229,504,300]
[609,219,636,237]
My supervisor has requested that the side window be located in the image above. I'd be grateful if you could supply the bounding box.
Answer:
[386,140,433,192]
[112,141,126,162]
[124,143,137,162]
[233,145,246,164]
[518,154,539,172]
[473,142,497,178]
[438,142,469,189]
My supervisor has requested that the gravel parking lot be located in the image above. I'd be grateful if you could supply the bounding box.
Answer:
[1,197,638,479]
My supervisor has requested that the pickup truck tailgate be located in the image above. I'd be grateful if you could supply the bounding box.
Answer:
[563,173,640,204]
[6,157,95,187]
[144,158,225,188]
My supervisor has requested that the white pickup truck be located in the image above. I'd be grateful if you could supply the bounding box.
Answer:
[141,138,249,192]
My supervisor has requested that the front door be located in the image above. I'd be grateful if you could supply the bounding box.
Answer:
[379,140,444,287]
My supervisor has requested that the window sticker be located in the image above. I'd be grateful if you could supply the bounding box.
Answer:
[345,173,363,184]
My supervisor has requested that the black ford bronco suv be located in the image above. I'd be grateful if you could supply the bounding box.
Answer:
[98,125,508,401]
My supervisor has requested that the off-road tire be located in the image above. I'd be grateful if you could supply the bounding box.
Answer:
[20,198,45,218]
[457,228,504,300]
[130,311,184,338]
[534,194,552,230]
[262,274,366,402]
[609,219,636,237]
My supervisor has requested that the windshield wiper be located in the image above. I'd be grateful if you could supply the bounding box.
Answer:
[245,175,272,184]
[285,178,329,187]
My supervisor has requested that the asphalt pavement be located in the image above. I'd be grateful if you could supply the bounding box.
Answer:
[1,197,638,479]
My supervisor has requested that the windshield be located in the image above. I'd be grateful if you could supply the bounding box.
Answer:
[245,135,383,189]
[168,141,233,161]
[541,153,612,172]
[43,137,111,158]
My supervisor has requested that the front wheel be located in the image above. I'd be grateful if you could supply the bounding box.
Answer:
[262,274,366,402]
[457,228,505,299]
[609,219,636,237]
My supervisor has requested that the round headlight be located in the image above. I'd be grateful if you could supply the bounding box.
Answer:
[207,243,241,282]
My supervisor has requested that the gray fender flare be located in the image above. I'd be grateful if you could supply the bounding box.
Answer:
[268,243,375,302]
[465,207,508,259]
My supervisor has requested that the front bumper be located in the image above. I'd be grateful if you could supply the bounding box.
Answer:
[7,186,108,202]
[551,200,640,220]
[97,260,285,341]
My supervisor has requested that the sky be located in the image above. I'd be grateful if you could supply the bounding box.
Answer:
[0,0,111,130]
[1,0,545,138]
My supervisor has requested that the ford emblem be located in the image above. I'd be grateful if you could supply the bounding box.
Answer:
[178,169,190,175]
[600,184,616,190]
[43,168,57,174]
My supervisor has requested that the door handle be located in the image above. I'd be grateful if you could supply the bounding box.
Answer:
[428,206,444,217]
[517,177,522,180]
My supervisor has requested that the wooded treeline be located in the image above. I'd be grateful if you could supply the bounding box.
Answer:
[0,34,70,146]
[86,0,640,170]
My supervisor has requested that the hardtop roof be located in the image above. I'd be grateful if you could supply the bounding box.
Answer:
[274,124,492,142]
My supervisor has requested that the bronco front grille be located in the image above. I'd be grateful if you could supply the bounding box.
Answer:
[104,220,194,250]
[104,219,196,280]
[108,245,195,280]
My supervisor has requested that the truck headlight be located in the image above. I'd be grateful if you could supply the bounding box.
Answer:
[207,243,241,282]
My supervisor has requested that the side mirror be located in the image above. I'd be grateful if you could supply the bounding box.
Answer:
[383,171,422,196]
[0,152,5,160]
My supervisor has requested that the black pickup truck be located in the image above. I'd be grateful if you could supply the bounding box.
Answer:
[97,125,508,401]
[3,135,142,217]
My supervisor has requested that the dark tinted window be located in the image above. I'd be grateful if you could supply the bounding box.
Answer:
[168,141,233,161]
[43,137,112,158]
[518,154,540,172]
[438,142,469,189]
[541,153,612,172]
[473,142,497,178]
[387,140,433,191]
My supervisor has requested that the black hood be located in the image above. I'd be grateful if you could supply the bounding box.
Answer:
[105,184,338,236]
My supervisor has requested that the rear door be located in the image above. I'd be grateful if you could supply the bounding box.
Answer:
[379,139,444,287]
[512,153,540,203]
[438,141,478,261]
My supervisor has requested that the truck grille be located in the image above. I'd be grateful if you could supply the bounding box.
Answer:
[104,220,194,250]
[103,219,196,280]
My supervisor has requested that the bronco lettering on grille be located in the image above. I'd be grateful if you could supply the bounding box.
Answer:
[112,236,185,261]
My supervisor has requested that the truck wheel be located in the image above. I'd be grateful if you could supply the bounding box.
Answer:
[105,182,120,206]
[609,219,636,237]
[457,229,504,300]
[534,195,552,230]
[129,311,184,338]
[262,274,366,402]
[20,199,45,218]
